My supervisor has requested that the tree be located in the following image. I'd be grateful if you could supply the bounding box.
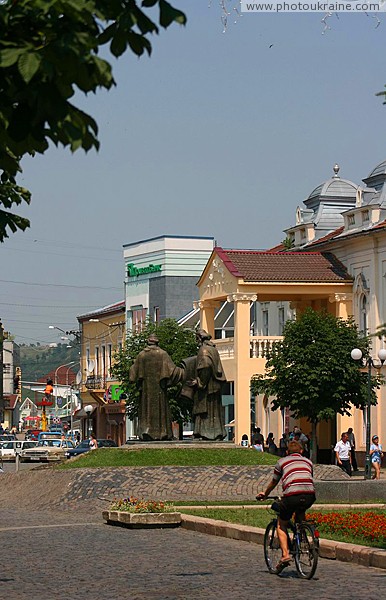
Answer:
[250,308,381,462]
[111,318,198,428]
[0,0,186,241]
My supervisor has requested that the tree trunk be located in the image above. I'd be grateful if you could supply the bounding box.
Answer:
[310,421,318,464]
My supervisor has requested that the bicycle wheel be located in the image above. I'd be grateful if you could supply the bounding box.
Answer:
[264,520,281,574]
[294,523,319,579]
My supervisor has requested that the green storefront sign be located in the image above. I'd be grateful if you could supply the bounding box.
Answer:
[127,263,162,277]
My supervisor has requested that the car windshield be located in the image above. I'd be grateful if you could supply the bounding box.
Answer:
[38,440,61,447]
[2,442,15,449]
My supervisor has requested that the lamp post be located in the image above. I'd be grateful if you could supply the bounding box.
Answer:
[351,347,386,479]
[84,404,93,438]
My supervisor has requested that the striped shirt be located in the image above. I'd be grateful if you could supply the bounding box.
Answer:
[273,453,315,497]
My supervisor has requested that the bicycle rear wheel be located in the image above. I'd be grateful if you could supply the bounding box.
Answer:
[264,520,281,574]
[294,523,318,579]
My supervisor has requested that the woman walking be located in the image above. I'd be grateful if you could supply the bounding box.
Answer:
[370,435,383,480]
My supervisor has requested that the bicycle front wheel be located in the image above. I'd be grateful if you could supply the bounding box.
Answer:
[264,520,281,574]
[294,523,319,579]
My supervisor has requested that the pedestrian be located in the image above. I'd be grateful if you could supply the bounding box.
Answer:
[293,426,309,456]
[279,433,288,457]
[251,427,265,448]
[370,435,383,480]
[266,432,277,455]
[347,427,358,471]
[76,432,81,445]
[256,440,316,571]
[89,432,98,450]
[334,432,352,476]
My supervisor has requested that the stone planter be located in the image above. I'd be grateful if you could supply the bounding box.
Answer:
[102,510,181,529]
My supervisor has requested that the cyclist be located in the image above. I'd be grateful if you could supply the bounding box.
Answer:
[257,439,316,570]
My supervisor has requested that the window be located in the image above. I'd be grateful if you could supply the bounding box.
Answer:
[132,307,147,332]
[360,295,368,335]
[362,209,369,223]
[95,346,99,376]
[262,309,269,336]
[278,307,285,335]
[101,345,106,378]
[107,344,112,377]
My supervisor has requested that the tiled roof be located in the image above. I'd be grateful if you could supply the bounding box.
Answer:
[215,248,352,283]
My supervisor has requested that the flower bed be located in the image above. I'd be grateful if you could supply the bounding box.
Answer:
[103,496,181,528]
[308,511,386,545]
[110,496,173,513]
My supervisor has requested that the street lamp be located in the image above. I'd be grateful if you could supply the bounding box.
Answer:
[351,347,386,479]
[49,325,81,343]
[84,404,93,437]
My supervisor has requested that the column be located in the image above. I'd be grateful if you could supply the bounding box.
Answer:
[328,293,353,319]
[229,293,257,445]
[195,300,218,339]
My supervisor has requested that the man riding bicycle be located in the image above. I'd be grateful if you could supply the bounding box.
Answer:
[257,439,316,570]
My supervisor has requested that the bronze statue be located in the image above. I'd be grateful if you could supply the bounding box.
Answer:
[129,334,183,441]
[189,329,226,441]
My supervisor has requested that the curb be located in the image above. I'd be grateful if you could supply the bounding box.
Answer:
[180,514,386,570]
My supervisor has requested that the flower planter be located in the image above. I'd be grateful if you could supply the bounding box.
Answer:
[102,510,181,529]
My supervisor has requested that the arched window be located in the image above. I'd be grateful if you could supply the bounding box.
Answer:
[360,294,368,335]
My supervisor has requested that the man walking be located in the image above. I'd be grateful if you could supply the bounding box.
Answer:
[347,427,358,471]
[335,432,352,476]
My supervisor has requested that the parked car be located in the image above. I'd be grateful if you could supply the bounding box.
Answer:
[65,439,118,459]
[0,434,16,443]
[20,438,76,462]
[1,440,38,460]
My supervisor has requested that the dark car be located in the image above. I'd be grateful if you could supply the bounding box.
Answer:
[64,438,117,459]
[25,429,42,441]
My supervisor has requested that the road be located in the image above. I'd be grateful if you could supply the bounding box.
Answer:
[1,460,41,473]
[0,508,382,600]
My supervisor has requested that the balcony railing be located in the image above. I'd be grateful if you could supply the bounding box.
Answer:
[214,336,283,360]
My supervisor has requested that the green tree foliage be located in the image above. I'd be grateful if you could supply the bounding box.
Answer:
[20,343,79,382]
[0,0,186,241]
[250,308,381,460]
[111,318,198,422]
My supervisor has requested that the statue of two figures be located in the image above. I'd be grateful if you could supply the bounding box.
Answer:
[129,330,227,441]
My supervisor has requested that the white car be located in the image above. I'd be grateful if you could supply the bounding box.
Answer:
[20,438,76,462]
[1,440,38,460]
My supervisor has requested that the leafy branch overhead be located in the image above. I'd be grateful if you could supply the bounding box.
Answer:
[0,0,186,241]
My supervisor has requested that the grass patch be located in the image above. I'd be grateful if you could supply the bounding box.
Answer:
[57,447,278,469]
[180,508,386,549]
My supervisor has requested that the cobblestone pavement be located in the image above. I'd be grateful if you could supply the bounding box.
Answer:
[0,464,349,512]
[0,508,383,600]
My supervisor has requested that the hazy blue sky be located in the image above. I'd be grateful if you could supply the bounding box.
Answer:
[1,4,386,345]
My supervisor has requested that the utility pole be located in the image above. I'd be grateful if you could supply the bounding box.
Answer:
[0,319,3,424]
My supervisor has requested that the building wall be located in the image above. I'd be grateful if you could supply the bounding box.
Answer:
[149,276,200,321]
[124,236,214,330]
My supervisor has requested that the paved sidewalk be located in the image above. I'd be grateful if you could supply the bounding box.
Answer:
[0,508,383,600]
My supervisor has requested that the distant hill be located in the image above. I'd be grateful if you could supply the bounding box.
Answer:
[20,343,80,383]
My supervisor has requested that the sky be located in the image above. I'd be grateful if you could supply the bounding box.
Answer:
[1,3,386,345]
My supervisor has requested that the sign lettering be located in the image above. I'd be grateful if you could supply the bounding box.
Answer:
[127,263,162,277]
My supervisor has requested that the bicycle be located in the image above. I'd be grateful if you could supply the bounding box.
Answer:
[262,496,319,579]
